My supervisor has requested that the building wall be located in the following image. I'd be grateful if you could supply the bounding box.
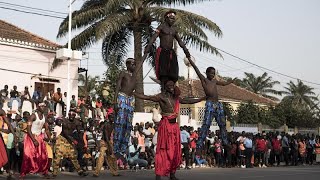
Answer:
[0,44,78,97]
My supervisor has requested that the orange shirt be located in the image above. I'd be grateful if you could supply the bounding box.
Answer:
[53,93,62,102]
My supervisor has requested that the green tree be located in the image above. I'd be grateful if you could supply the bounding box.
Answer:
[235,101,260,124]
[78,74,99,97]
[283,79,319,110]
[241,72,283,101]
[222,102,236,124]
[56,0,222,112]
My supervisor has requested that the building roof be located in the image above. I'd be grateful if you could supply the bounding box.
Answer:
[178,79,277,105]
[0,20,60,50]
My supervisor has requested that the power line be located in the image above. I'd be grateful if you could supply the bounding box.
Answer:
[0,67,78,80]
[215,47,320,86]
[0,1,68,15]
[0,6,64,19]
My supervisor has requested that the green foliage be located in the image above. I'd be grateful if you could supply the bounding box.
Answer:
[78,74,100,97]
[101,55,124,104]
[284,79,319,110]
[234,99,320,128]
[236,101,260,124]
[222,102,235,123]
[240,72,284,101]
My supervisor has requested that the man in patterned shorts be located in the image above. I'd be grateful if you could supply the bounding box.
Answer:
[52,110,88,178]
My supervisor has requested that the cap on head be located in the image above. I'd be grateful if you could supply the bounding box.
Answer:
[165,10,176,18]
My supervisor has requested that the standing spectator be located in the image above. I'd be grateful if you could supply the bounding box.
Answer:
[32,87,42,104]
[9,85,21,108]
[70,95,77,109]
[244,134,253,168]
[136,126,146,152]
[281,133,290,166]
[306,135,316,165]
[314,138,320,163]
[0,85,9,108]
[181,126,190,169]
[256,135,267,168]
[189,128,198,167]
[271,134,282,166]
[290,135,299,166]
[214,138,223,167]
[53,88,64,114]
[298,138,306,165]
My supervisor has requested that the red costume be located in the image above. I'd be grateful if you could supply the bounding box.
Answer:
[0,117,8,168]
[155,99,181,176]
[0,134,8,168]
[20,134,49,177]
[20,112,49,177]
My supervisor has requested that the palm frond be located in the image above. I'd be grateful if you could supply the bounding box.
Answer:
[102,28,131,65]
[95,12,132,39]
[147,0,214,6]
[57,4,105,38]
[179,30,221,57]
[150,7,222,37]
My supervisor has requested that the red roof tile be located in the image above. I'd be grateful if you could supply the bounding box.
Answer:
[178,79,277,105]
[0,19,60,50]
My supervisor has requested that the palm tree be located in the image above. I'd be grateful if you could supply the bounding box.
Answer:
[284,79,319,109]
[56,0,222,111]
[241,72,283,101]
[78,74,100,97]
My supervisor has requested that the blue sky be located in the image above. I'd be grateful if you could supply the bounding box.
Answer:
[0,0,319,96]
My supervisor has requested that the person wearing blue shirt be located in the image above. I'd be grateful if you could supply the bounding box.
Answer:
[244,134,253,168]
[181,126,190,169]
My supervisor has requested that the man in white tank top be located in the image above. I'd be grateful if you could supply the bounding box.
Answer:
[20,102,52,179]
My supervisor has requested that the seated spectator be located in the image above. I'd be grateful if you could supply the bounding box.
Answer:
[9,85,21,108]
[128,138,148,168]
[32,86,42,105]
[70,95,77,108]
[195,151,208,167]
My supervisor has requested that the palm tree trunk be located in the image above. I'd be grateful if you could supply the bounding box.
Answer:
[133,27,144,112]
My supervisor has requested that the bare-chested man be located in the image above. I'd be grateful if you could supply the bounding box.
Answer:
[113,58,144,155]
[52,109,88,178]
[144,10,191,86]
[93,113,119,177]
[134,80,204,180]
[187,58,234,147]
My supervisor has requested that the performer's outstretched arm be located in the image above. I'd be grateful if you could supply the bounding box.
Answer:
[175,33,190,58]
[180,96,206,104]
[144,26,161,54]
[183,52,206,83]
[216,78,235,86]
[134,92,160,102]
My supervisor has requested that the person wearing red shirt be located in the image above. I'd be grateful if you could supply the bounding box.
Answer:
[256,135,267,168]
[271,135,282,166]
[189,128,198,166]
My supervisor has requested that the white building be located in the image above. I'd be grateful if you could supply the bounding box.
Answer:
[0,20,78,98]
